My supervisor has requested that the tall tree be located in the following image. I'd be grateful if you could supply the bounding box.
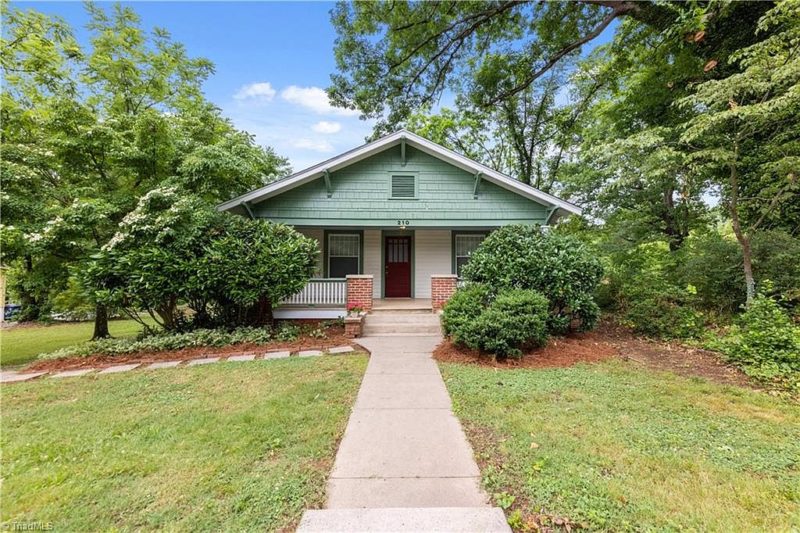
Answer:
[329,0,678,128]
[1,3,289,335]
[679,0,800,302]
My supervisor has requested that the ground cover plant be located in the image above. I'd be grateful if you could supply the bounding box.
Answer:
[1,355,367,530]
[441,360,800,532]
[36,323,296,361]
[0,318,154,368]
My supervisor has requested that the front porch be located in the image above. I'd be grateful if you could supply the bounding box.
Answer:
[273,227,481,321]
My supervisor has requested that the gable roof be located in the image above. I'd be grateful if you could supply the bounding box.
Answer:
[217,130,581,218]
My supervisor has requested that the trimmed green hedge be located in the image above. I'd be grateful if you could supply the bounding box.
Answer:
[442,286,549,358]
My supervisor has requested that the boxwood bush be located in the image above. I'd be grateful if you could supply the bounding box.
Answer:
[440,283,492,342]
[442,287,549,358]
[462,225,603,334]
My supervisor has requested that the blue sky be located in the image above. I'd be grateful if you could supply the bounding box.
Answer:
[17,1,373,171]
[16,2,616,172]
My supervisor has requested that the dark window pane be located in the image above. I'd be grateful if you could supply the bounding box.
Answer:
[330,257,359,278]
[456,257,470,278]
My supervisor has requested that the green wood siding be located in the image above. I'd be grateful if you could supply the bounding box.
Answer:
[252,146,548,227]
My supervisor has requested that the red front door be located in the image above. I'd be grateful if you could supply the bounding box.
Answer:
[385,236,411,297]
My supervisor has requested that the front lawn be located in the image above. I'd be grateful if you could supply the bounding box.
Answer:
[441,360,800,531]
[1,355,367,530]
[1,318,154,368]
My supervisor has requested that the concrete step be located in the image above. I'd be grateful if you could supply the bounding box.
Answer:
[363,323,442,335]
[297,507,511,532]
[365,313,440,325]
[370,307,433,314]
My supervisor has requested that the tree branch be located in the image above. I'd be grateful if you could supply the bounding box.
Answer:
[483,4,630,107]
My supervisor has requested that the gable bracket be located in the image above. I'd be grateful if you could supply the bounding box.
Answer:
[400,138,406,166]
[323,169,332,198]
[545,206,558,225]
[242,201,255,219]
[472,172,482,199]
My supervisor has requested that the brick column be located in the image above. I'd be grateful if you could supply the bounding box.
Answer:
[431,274,458,311]
[346,275,374,312]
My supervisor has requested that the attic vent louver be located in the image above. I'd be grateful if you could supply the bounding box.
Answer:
[391,175,415,199]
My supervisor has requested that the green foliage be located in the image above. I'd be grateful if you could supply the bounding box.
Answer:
[675,229,745,315]
[1,3,289,324]
[2,355,367,531]
[464,289,550,358]
[38,324,299,361]
[752,229,800,307]
[624,286,705,340]
[462,225,603,334]
[441,360,800,531]
[712,293,800,391]
[83,188,317,330]
[443,286,549,358]
[440,283,492,340]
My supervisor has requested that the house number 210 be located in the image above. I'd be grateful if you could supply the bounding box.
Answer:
[397,220,410,226]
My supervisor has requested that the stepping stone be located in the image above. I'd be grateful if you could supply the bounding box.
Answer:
[264,350,291,359]
[98,363,141,374]
[328,346,354,355]
[298,350,323,358]
[187,357,219,366]
[51,369,94,379]
[146,361,182,370]
[0,371,47,383]
[227,354,257,362]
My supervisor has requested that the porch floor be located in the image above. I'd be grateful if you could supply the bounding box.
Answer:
[372,298,432,311]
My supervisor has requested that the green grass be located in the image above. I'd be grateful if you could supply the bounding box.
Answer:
[1,355,367,531]
[0,318,153,368]
[441,360,800,532]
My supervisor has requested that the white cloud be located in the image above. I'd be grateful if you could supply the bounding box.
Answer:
[234,82,276,101]
[312,121,342,134]
[281,86,359,116]
[291,138,335,153]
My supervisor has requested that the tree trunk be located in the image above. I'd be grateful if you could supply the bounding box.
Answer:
[18,255,41,322]
[92,304,110,339]
[253,296,274,327]
[727,142,755,304]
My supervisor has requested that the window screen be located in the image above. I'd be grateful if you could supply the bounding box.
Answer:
[454,234,485,277]
[328,234,360,278]
[391,175,415,198]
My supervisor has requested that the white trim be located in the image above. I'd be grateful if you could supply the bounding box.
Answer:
[273,308,346,320]
[217,130,581,216]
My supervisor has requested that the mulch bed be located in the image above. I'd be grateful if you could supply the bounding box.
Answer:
[434,318,754,388]
[434,330,617,369]
[25,324,365,373]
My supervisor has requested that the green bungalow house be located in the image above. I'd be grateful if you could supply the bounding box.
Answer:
[218,130,581,319]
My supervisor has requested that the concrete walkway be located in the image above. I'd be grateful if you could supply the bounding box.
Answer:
[298,331,510,532]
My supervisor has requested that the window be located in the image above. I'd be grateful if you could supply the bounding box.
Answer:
[454,233,486,277]
[390,175,416,199]
[327,233,360,278]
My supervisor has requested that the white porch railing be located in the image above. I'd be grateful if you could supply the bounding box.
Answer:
[281,278,347,306]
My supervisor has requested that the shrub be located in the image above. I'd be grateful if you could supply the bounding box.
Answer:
[39,326,280,360]
[677,231,745,315]
[624,285,705,339]
[459,289,549,358]
[443,286,549,358]
[441,283,492,341]
[712,293,800,390]
[83,188,317,331]
[462,225,603,334]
